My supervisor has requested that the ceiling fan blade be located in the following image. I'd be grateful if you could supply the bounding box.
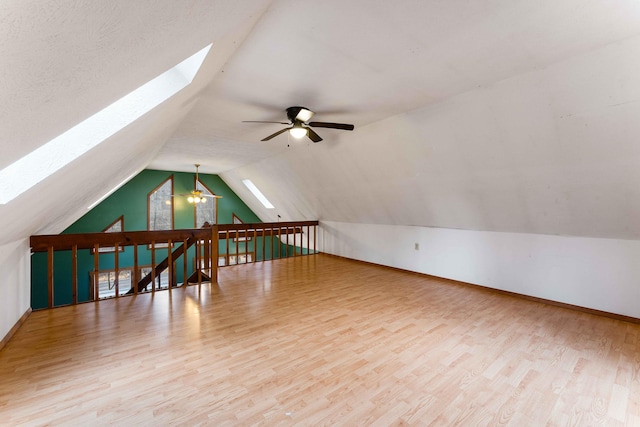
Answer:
[307,127,323,143]
[261,127,291,141]
[242,120,290,124]
[308,121,355,131]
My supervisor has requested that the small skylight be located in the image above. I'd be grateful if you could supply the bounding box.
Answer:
[0,44,212,205]
[242,179,275,209]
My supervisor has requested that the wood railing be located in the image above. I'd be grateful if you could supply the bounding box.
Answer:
[30,221,319,309]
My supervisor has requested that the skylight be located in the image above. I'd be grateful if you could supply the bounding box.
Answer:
[0,44,212,205]
[242,179,275,209]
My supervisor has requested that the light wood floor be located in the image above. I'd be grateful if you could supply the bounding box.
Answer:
[1,254,640,426]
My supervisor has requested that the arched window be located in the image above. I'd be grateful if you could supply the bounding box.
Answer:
[148,176,174,231]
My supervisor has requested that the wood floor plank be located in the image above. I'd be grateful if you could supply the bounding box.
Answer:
[1,254,640,425]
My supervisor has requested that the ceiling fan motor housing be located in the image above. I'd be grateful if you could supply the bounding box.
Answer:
[286,106,308,123]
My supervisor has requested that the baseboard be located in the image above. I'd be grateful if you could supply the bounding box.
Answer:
[321,253,640,325]
[0,308,32,352]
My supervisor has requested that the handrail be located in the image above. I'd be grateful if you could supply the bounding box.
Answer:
[30,221,319,252]
[31,229,211,252]
[29,221,319,309]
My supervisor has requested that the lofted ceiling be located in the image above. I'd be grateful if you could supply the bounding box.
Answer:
[2,0,640,245]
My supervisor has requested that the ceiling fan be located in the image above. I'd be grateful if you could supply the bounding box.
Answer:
[173,164,222,204]
[243,106,355,143]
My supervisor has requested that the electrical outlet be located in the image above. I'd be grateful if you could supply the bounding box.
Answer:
[414,242,419,251]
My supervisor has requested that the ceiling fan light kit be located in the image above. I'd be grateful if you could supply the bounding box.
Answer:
[289,124,308,139]
[243,106,355,143]
[173,164,221,204]
[187,192,206,204]
[188,164,207,204]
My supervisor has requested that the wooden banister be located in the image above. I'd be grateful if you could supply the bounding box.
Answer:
[30,221,317,252]
[30,221,319,309]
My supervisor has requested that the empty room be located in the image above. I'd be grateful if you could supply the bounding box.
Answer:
[1,1,640,425]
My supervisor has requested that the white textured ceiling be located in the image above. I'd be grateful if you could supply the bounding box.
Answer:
[154,0,640,172]
[2,0,640,244]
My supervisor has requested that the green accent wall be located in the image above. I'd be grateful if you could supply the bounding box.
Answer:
[31,169,289,309]
[66,170,260,232]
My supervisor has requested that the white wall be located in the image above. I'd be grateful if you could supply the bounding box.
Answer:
[0,239,31,341]
[320,221,640,319]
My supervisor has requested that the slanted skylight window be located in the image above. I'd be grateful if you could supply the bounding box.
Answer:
[0,44,212,205]
[242,179,275,209]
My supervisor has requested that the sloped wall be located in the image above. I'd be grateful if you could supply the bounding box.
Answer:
[222,33,640,241]
[0,239,31,343]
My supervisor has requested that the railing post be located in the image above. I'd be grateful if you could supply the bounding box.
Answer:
[93,244,99,300]
[71,245,78,304]
[270,227,274,261]
[114,243,119,297]
[197,239,203,284]
[210,225,218,283]
[225,230,230,265]
[133,243,139,295]
[235,230,239,264]
[47,247,54,308]
[204,236,210,270]
[253,228,257,260]
[183,239,188,286]
[151,241,156,293]
[167,240,173,289]
[277,227,281,259]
